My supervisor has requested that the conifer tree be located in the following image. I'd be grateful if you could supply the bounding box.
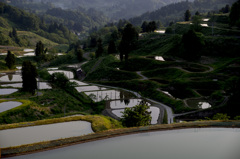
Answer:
[95,38,104,58]
[184,10,191,21]
[5,50,15,69]
[22,61,38,94]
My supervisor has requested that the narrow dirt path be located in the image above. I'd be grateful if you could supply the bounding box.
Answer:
[136,71,148,80]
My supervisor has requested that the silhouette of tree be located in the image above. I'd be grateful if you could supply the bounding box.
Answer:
[95,38,104,58]
[22,61,37,94]
[121,101,151,127]
[119,23,138,62]
[184,10,191,21]
[5,50,15,69]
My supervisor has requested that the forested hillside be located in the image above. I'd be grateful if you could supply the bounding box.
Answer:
[0,2,78,46]
[2,0,194,20]
[0,0,109,34]
[129,0,237,26]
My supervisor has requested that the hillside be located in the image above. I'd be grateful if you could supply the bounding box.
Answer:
[0,2,78,46]
[0,0,109,34]
[3,0,194,20]
[129,0,237,26]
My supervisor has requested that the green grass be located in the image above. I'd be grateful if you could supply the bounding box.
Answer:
[85,67,140,81]
[17,31,58,48]
[131,34,180,56]
[142,68,187,80]
[0,99,48,124]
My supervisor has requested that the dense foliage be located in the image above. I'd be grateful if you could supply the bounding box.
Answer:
[0,2,77,45]
[121,101,152,127]
[129,0,236,26]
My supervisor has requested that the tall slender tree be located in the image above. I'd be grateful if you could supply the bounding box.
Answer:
[35,41,44,57]
[119,23,138,62]
[5,50,15,69]
[184,10,191,21]
[108,40,117,54]
[22,61,38,94]
[95,38,104,58]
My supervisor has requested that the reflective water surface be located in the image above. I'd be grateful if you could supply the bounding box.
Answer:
[187,99,211,109]
[48,70,74,79]
[0,101,22,113]
[0,88,18,95]
[110,99,149,109]
[0,75,22,82]
[9,128,240,159]
[84,90,134,102]
[1,82,52,89]
[0,121,93,148]
[75,86,106,92]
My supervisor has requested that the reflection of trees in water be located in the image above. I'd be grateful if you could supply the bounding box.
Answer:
[8,74,13,81]
[89,93,97,101]
[120,91,124,102]
[124,99,130,105]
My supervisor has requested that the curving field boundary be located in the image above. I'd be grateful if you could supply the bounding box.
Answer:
[1,121,240,158]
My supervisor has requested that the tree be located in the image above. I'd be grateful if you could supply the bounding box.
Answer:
[141,21,148,32]
[5,50,15,69]
[76,48,83,62]
[121,101,152,127]
[229,0,240,27]
[119,23,138,62]
[195,11,200,16]
[184,10,191,21]
[35,41,44,57]
[95,38,104,58]
[21,61,38,94]
[147,21,157,32]
[107,40,117,54]
[181,29,205,60]
[192,15,202,31]
[51,72,69,88]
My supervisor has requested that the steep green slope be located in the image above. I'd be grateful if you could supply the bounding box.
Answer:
[0,2,78,46]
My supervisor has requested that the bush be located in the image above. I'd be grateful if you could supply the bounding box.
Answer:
[212,113,230,120]
[121,101,152,127]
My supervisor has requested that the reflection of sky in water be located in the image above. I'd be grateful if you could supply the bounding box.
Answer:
[0,121,93,148]
[110,99,149,109]
[0,89,18,95]
[201,24,208,27]
[202,19,210,22]
[84,90,134,102]
[198,102,211,109]
[0,101,22,113]
[155,30,166,34]
[75,86,106,92]
[155,56,165,61]
[112,106,160,124]
[24,49,34,52]
[23,52,35,56]
[9,128,240,159]
[70,80,88,86]
[187,99,211,109]
[1,82,52,89]
[0,75,22,82]
[48,70,74,79]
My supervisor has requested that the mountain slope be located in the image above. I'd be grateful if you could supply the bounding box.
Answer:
[129,0,236,26]
[24,0,194,20]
